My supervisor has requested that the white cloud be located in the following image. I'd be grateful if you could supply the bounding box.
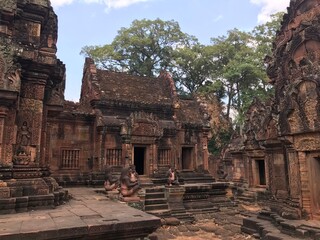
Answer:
[213,14,223,23]
[250,0,290,23]
[85,0,149,9]
[51,0,150,10]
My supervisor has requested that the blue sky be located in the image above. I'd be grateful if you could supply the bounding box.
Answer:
[51,0,290,101]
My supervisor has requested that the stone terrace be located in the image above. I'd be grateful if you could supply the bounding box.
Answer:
[0,187,160,240]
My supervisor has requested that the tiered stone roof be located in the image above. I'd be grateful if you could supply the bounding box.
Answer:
[97,70,173,106]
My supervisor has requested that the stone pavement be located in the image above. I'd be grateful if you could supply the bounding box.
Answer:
[149,207,255,240]
[0,187,161,240]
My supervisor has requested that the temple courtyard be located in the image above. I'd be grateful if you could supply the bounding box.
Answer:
[0,186,256,240]
[1,186,320,239]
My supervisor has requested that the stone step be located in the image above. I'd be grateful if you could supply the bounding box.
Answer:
[151,178,167,185]
[145,198,167,205]
[145,187,165,193]
[145,192,165,199]
[146,209,172,218]
[145,203,169,212]
[171,212,195,223]
[242,215,308,240]
[237,196,257,202]
[186,207,219,215]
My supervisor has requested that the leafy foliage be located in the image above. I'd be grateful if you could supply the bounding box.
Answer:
[81,18,197,77]
[80,13,284,154]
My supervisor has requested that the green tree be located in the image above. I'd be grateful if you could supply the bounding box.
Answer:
[252,12,284,58]
[206,12,283,125]
[172,44,215,94]
[81,18,197,77]
[209,29,266,121]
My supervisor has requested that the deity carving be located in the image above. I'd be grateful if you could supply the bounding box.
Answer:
[18,121,31,146]
[13,121,33,165]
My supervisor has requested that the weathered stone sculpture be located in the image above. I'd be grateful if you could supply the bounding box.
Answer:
[166,166,179,186]
[120,166,141,201]
[104,166,119,191]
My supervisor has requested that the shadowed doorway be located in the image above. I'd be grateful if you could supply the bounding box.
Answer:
[256,159,266,185]
[309,155,320,216]
[134,147,145,175]
[182,147,193,170]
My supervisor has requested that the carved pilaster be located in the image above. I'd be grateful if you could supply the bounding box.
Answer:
[14,74,47,166]
[0,107,8,164]
[297,151,311,214]
[286,146,301,201]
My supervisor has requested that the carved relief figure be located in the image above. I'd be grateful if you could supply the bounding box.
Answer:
[19,121,31,146]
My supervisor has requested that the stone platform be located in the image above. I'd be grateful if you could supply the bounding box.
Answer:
[242,210,320,240]
[0,187,161,240]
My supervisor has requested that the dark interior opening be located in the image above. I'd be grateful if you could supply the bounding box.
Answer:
[134,147,145,175]
[257,160,266,185]
[182,147,193,170]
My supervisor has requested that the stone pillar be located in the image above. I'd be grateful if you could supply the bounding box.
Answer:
[96,130,103,167]
[202,131,209,171]
[297,151,311,214]
[0,107,8,163]
[286,146,301,201]
[151,143,158,174]
[14,73,47,165]
[40,105,48,167]
[166,186,186,214]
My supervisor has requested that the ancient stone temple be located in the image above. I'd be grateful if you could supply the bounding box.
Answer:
[48,57,211,183]
[229,0,320,221]
[0,0,67,212]
[0,0,215,218]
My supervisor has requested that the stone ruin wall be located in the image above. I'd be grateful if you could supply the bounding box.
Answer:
[227,0,320,220]
[0,0,65,168]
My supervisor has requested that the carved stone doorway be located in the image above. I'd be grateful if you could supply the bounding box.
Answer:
[308,155,320,217]
[182,147,193,170]
[134,146,145,175]
[254,159,266,186]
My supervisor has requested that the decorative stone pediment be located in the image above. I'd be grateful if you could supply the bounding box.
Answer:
[128,111,163,137]
[295,136,320,152]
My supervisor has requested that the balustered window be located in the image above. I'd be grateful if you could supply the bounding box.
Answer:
[60,149,80,169]
[106,149,122,166]
[158,149,171,166]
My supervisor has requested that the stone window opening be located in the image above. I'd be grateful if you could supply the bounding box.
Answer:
[158,149,171,166]
[61,149,80,169]
[106,149,122,166]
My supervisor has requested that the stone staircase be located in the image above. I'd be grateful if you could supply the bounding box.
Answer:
[139,175,153,187]
[234,186,271,204]
[144,187,171,218]
[242,210,320,239]
[170,208,195,223]
[178,170,215,184]
[144,186,194,223]
[237,188,257,203]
